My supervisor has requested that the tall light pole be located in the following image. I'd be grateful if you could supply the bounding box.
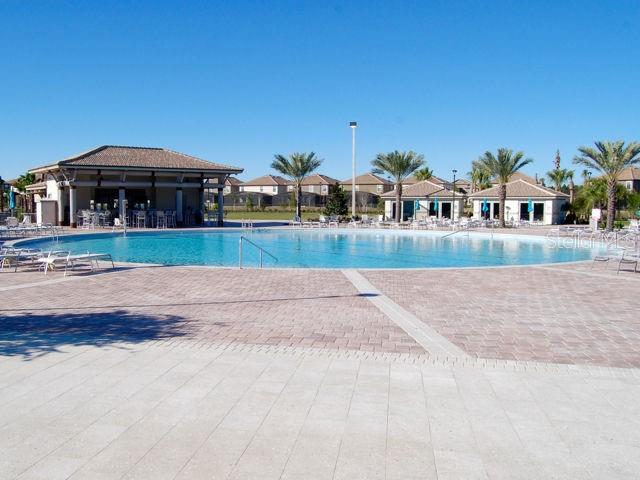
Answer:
[452,169,457,221]
[350,121,357,218]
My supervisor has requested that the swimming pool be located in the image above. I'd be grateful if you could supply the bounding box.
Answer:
[21,228,598,269]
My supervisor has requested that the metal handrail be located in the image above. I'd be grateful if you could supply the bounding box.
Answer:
[239,235,277,269]
[441,223,475,239]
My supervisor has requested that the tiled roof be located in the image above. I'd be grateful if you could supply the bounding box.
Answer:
[30,146,243,173]
[340,173,392,185]
[492,172,539,185]
[242,174,289,186]
[381,180,457,198]
[300,174,340,185]
[617,167,640,181]
[225,176,243,185]
[469,179,568,198]
[25,182,47,191]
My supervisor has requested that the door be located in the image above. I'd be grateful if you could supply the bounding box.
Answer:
[492,202,500,219]
[441,202,451,219]
[519,202,529,220]
[533,203,544,221]
[402,200,414,221]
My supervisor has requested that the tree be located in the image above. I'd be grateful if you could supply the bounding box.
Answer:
[271,152,323,219]
[414,167,433,182]
[468,160,492,193]
[572,177,630,222]
[14,172,36,213]
[546,168,569,192]
[573,141,640,230]
[477,148,533,227]
[371,150,425,222]
[323,184,348,216]
[245,195,254,212]
[567,170,575,204]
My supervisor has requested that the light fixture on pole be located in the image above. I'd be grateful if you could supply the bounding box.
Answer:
[452,169,457,221]
[350,121,357,218]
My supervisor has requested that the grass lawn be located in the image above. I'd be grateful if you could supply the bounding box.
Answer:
[222,211,317,220]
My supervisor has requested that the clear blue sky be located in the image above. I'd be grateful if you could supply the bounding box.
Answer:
[1,0,638,181]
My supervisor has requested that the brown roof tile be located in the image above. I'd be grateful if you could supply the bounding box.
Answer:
[470,179,568,198]
[300,174,340,185]
[242,174,289,186]
[381,180,457,198]
[617,167,640,181]
[31,145,243,173]
[340,173,392,185]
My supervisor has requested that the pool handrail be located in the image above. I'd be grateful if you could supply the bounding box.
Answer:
[239,235,278,269]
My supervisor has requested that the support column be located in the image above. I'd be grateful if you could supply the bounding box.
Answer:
[217,187,224,227]
[69,186,77,228]
[176,188,183,225]
[118,188,126,222]
[198,188,205,225]
[57,186,65,226]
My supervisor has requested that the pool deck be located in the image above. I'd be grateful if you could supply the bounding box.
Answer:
[2,232,640,479]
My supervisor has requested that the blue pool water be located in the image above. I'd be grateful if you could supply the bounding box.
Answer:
[22,229,598,269]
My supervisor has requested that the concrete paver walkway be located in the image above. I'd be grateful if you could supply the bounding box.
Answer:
[1,260,640,479]
[1,343,639,480]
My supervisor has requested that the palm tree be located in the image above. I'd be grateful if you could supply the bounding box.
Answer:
[468,160,492,193]
[477,148,533,227]
[414,166,433,182]
[567,170,575,204]
[371,150,425,222]
[573,141,640,230]
[271,152,323,220]
[546,168,569,192]
[581,169,591,184]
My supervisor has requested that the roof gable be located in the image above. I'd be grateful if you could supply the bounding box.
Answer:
[300,174,340,185]
[243,174,289,186]
[381,180,457,198]
[340,173,391,185]
[617,167,640,181]
[470,179,568,198]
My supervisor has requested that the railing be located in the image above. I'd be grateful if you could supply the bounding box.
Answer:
[241,219,253,229]
[238,235,277,269]
[441,224,473,239]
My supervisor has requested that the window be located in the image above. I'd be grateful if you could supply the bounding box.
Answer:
[240,186,244,192]
[377,184,383,192]
[272,186,277,193]
[322,185,328,193]
[260,186,264,192]
[627,181,633,191]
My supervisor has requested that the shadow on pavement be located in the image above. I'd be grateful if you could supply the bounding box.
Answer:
[0,309,189,359]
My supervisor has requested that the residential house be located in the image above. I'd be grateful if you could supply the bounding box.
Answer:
[223,176,243,195]
[287,174,340,196]
[340,173,393,195]
[240,175,289,195]
[616,167,640,192]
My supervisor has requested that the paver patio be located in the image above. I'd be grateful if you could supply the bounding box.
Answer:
[1,259,640,479]
[363,262,640,368]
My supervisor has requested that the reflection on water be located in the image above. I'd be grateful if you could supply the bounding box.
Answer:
[24,229,596,269]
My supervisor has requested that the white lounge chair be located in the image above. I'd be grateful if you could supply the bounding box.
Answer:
[592,247,639,274]
[37,251,115,276]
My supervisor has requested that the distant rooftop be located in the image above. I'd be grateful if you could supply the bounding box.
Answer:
[340,173,392,185]
[242,174,289,186]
